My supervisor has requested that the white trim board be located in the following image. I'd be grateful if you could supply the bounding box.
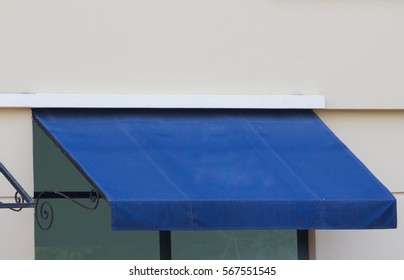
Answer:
[0,93,325,109]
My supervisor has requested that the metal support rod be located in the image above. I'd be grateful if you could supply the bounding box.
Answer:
[0,162,35,210]
[297,230,309,260]
[34,191,103,199]
[159,231,172,260]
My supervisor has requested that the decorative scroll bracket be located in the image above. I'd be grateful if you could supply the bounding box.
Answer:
[1,162,101,230]
[0,162,35,211]
[35,189,100,230]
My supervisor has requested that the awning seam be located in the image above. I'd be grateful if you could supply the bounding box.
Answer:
[116,117,195,228]
[243,116,326,227]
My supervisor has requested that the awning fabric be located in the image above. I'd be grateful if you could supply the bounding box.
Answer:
[33,109,397,230]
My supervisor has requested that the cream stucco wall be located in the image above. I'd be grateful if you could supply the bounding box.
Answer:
[1,0,404,109]
[0,109,34,260]
[0,1,403,260]
[315,110,404,259]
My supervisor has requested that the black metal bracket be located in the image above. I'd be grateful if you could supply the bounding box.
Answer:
[0,162,35,211]
[34,189,101,230]
[1,161,101,231]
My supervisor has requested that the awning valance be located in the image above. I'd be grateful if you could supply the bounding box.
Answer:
[33,109,397,230]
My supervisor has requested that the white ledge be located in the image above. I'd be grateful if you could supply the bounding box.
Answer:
[0,93,325,109]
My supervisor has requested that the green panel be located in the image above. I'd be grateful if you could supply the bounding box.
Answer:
[34,122,159,260]
[172,230,297,260]
[34,122,91,192]
[35,199,159,260]
[34,122,298,260]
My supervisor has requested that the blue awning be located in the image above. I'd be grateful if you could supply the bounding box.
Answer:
[33,109,397,230]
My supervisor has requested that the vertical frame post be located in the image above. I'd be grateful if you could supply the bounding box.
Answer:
[159,231,172,260]
[297,230,309,260]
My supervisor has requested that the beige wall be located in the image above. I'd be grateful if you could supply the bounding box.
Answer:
[0,1,403,260]
[315,110,404,259]
[0,109,34,260]
[1,0,404,109]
